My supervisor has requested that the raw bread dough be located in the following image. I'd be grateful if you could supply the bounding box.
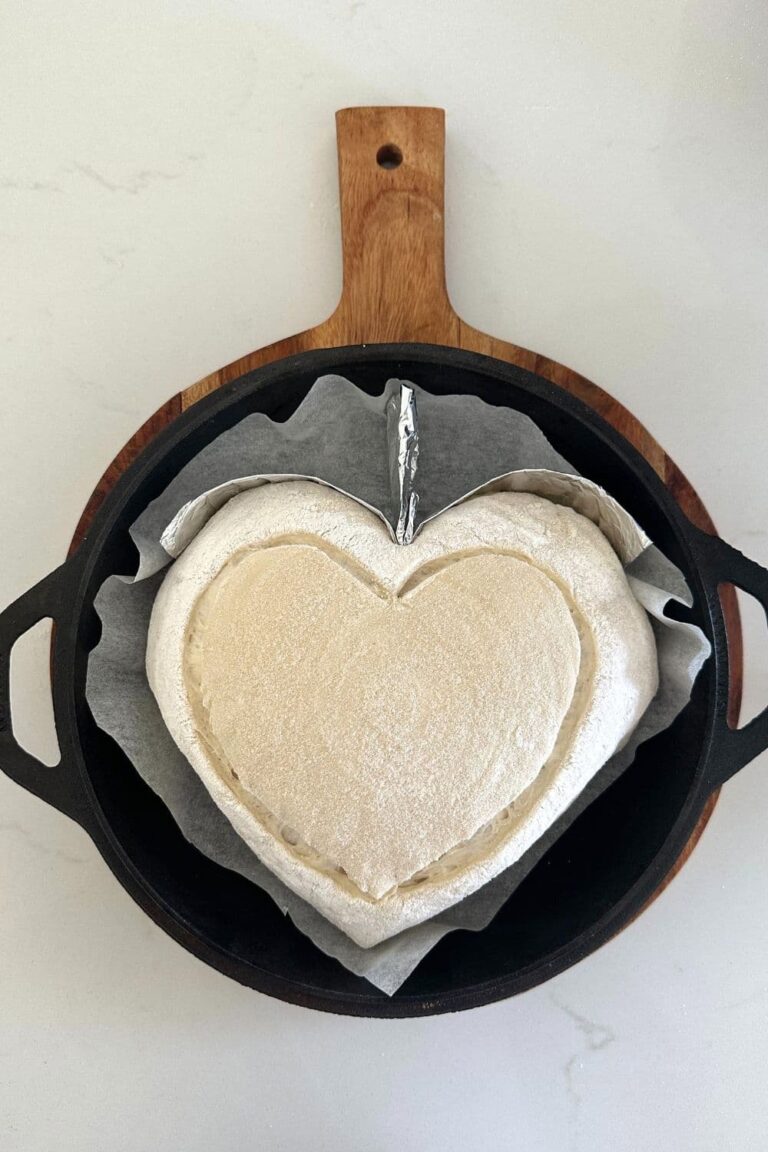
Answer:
[147,480,658,947]
[187,545,581,897]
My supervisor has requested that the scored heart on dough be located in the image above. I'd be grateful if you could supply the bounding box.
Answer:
[147,480,658,947]
[185,542,582,898]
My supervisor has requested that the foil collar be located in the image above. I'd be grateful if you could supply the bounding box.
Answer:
[387,383,419,546]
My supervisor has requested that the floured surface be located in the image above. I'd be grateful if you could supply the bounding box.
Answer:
[147,480,658,946]
[186,544,581,897]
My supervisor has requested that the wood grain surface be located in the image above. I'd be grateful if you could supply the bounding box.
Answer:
[70,106,742,911]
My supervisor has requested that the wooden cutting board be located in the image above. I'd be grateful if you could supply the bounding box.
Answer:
[70,106,740,907]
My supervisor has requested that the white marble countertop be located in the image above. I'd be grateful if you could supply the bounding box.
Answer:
[1,2,767,1149]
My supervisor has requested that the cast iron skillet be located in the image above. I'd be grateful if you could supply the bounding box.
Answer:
[1,110,767,1017]
[1,343,768,1017]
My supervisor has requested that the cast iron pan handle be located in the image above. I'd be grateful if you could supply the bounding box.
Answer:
[0,561,91,828]
[692,527,768,789]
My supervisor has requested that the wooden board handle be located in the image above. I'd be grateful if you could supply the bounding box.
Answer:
[324,107,458,345]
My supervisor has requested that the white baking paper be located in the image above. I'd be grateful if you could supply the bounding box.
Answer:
[86,376,710,994]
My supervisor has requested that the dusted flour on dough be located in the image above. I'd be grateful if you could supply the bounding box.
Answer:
[186,545,581,897]
[147,480,658,947]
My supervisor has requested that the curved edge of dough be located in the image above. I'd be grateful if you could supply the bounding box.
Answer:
[147,481,658,949]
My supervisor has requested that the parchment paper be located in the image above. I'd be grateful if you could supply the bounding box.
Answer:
[87,376,710,994]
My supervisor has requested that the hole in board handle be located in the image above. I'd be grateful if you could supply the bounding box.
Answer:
[376,143,403,169]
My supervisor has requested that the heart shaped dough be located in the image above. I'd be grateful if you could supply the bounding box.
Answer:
[147,480,657,947]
